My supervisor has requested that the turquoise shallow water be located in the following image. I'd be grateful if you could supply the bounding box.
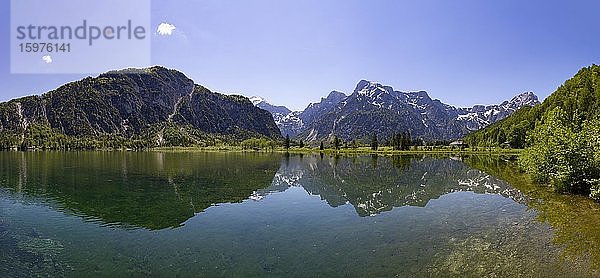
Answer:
[0,152,591,276]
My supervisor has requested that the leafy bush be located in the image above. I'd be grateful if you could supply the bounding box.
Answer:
[240,138,278,150]
[520,107,600,197]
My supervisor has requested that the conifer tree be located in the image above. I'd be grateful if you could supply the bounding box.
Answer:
[333,135,341,150]
[371,133,378,150]
[284,135,290,149]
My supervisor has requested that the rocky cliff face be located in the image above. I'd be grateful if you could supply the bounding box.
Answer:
[253,80,539,142]
[0,66,281,148]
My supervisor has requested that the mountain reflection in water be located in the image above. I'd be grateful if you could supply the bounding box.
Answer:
[0,152,527,230]
[1,151,597,276]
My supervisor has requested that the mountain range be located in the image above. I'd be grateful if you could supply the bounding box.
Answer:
[0,65,541,149]
[252,80,539,142]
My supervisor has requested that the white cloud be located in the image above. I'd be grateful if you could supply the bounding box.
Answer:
[42,55,52,64]
[157,22,176,36]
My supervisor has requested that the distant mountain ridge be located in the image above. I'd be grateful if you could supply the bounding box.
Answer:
[253,80,539,142]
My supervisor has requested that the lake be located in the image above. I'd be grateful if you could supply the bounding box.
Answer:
[1,152,599,277]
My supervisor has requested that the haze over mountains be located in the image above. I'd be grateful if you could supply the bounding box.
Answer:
[252,80,539,142]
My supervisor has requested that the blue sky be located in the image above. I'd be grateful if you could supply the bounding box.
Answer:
[1,0,600,110]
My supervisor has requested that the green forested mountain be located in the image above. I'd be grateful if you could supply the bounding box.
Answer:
[0,66,281,149]
[463,64,600,198]
[465,65,600,148]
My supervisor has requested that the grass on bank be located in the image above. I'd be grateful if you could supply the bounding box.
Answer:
[151,145,523,156]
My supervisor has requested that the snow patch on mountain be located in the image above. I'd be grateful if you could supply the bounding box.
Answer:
[249,82,540,141]
[249,96,266,105]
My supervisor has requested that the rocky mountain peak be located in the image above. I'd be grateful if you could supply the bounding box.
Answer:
[508,92,539,107]
[249,96,291,116]
[101,65,189,80]
[404,90,434,107]
[405,90,430,99]
[354,80,373,91]
[353,80,394,97]
[251,79,541,141]
[324,90,347,102]
[249,96,266,106]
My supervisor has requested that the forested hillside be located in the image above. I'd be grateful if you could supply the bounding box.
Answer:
[0,66,281,150]
[465,65,600,148]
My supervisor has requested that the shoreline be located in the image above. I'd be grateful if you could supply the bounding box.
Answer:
[0,146,523,156]
[150,146,523,156]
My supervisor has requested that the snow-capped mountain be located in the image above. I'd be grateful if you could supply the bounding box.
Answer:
[275,111,304,137]
[249,96,265,106]
[251,80,539,141]
[250,91,347,137]
[456,92,539,131]
[249,96,292,127]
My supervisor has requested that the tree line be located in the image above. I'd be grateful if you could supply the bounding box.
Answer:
[279,131,440,151]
